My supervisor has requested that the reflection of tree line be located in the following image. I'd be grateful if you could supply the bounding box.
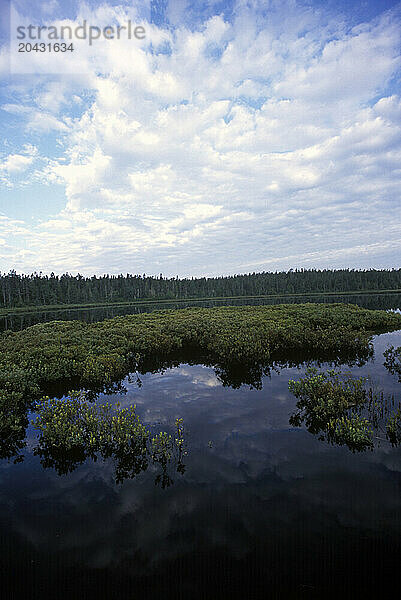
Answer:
[1,293,400,332]
[2,344,401,476]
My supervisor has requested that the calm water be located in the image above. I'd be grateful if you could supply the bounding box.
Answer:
[1,301,401,598]
[1,292,401,331]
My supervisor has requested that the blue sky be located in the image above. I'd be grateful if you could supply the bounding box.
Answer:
[0,0,400,276]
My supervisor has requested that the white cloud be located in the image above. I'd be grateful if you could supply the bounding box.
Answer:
[0,145,39,186]
[0,153,34,173]
[0,1,401,275]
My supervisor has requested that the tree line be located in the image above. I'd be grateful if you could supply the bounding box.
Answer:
[0,268,400,308]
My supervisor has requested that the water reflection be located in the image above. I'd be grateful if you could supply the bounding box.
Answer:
[32,438,185,488]
[0,409,27,462]
[384,345,401,382]
[1,330,401,598]
[1,292,401,332]
[0,343,375,468]
[10,392,186,487]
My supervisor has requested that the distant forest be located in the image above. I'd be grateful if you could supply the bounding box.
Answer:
[0,268,400,309]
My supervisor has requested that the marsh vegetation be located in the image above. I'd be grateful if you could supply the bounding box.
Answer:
[289,368,401,451]
[384,345,401,382]
[0,302,400,466]
[32,392,185,485]
[2,303,400,398]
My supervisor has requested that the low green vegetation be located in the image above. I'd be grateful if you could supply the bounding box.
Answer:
[2,303,400,399]
[289,368,401,451]
[0,303,400,463]
[0,302,400,405]
[32,391,186,485]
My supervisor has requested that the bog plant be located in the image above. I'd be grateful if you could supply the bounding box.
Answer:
[384,345,401,382]
[289,368,401,451]
[32,392,186,485]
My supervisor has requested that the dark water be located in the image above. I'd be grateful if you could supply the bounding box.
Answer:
[1,325,401,598]
[1,292,401,331]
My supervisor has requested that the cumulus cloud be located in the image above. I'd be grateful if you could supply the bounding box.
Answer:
[0,0,400,274]
[0,144,39,187]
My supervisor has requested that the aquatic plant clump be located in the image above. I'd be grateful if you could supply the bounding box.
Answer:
[32,392,186,484]
[1,303,400,400]
[289,368,400,451]
[33,392,148,451]
[384,345,401,382]
[289,369,374,451]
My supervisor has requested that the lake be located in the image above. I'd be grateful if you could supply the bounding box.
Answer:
[1,291,401,331]
[1,298,401,598]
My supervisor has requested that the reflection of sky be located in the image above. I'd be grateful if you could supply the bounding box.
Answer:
[1,330,401,595]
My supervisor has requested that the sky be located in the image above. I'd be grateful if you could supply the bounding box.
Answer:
[0,0,400,277]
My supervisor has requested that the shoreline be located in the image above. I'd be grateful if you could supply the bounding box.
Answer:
[1,288,401,318]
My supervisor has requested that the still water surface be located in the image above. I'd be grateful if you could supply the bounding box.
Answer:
[1,292,401,331]
[1,300,401,598]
